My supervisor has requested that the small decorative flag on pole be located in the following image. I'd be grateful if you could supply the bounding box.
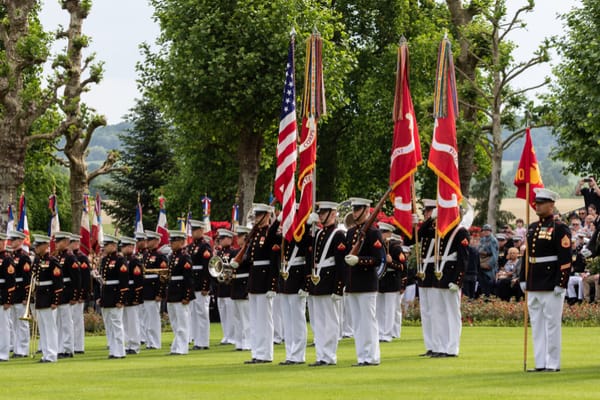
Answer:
[135,194,144,235]
[156,194,169,249]
[91,193,104,254]
[201,194,212,234]
[294,28,326,241]
[390,38,422,239]
[80,193,91,256]
[17,190,31,252]
[6,203,14,235]
[427,36,462,237]
[514,127,544,209]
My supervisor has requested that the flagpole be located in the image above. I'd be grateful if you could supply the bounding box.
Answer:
[523,183,530,372]
[410,176,421,269]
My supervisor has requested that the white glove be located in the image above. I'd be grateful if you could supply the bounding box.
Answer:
[266,290,276,299]
[230,260,239,269]
[331,293,343,302]
[431,208,438,219]
[307,212,319,225]
[553,286,566,297]
[412,213,419,225]
[298,289,309,298]
[448,282,459,292]
[520,282,526,292]
[345,254,359,266]
[276,212,282,222]
[581,248,593,258]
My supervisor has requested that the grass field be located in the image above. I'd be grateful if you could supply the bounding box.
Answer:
[2,324,600,399]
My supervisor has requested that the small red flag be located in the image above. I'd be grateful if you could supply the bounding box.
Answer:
[513,127,544,209]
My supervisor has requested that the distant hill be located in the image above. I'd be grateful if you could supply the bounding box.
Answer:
[502,126,554,162]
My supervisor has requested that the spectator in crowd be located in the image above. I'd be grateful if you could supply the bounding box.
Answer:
[463,227,480,300]
[496,233,508,269]
[495,247,520,302]
[575,176,600,211]
[567,237,587,305]
[569,216,583,236]
[477,224,498,299]
[514,218,527,241]
[582,214,596,237]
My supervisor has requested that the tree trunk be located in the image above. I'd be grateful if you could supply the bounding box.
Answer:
[237,129,263,224]
[487,114,503,230]
[0,124,25,230]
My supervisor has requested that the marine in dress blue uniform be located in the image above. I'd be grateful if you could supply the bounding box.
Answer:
[230,226,251,351]
[70,234,90,355]
[142,230,168,350]
[32,235,63,363]
[187,219,212,350]
[7,230,31,358]
[520,188,571,372]
[120,236,144,355]
[0,233,16,361]
[214,229,237,346]
[344,198,386,366]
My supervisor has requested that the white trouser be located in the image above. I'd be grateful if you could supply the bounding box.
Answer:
[567,276,583,299]
[528,291,565,370]
[346,292,380,364]
[102,307,125,357]
[280,294,307,362]
[393,292,404,338]
[142,300,161,349]
[248,293,274,361]
[341,293,353,337]
[217,297,234,344]
[430,288,462,355]
[73,302,85,352]
[190,293,210,347]
[402,284,416,313]
[309,295,340,364]
[272,294,284,343]
[124,305,141,352]
[139,302,147,343]
[231,299,251,350]
[57,303,74,354]
[167,302,190,354]
[419,287,434,352]
[0,306,11,360]
[376,292,398,341]
[37,307,58,362]
[10,303,30,355]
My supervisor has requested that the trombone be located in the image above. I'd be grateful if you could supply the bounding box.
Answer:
[20,266,39,358]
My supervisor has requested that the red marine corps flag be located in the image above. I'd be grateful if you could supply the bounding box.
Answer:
[274,30,298,242]
[427,36,462,237]
[390,38,422,239]
[293,29,326,241]
[514,127,544,209]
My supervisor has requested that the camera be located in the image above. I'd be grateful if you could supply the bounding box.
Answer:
[583,178,592,183]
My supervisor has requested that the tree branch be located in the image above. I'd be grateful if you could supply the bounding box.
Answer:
[498,4,533,43]
[87,151,125,184]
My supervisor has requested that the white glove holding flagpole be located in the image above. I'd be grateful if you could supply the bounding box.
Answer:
[345,255,359,266]
[519,281,526,293]
[307,212,319,225]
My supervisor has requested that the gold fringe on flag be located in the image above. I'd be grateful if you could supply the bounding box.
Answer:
[433,37,458,119]
[393,36,409,122]
[302,31,326,119]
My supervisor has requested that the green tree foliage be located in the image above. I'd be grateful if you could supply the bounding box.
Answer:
[550,0,600,176]
[139,0,354,221]
[101,98,175,235]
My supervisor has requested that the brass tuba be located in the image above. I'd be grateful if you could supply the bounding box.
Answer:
[208,256,233,284]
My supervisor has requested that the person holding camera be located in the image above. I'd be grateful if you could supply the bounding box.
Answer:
[575,176,600,211]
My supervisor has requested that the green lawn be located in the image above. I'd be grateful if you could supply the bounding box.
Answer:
[2,325,600,399]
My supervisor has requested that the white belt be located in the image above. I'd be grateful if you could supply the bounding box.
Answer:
[38,280,53,287]
[422,253,457,264]
[234,273,249,279]
[253,260,270,267]
[63,277,72,283]
[192,265,204,270]
[317,257,336,268]
[105,280,119,285]
[15,277,23,283]
[529,256,558,263]
[0,279,5,283]
[386,268,396,272]
[171,276,183,281]
[128,280,134,285]
[145,274,159,279]
[288,257,306,267]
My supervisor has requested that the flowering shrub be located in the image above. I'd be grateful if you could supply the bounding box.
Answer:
[403,297,600,327]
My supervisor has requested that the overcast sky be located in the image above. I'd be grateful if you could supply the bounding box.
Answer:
[39,0,580,124]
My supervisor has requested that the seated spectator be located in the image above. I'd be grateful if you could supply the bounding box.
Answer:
[575,176,600,211]
[463,230,480,300]
[582,214,597,237]
[567,238,587,304]
[569,216,583,236]
[495,247,520,302]
[496,233,508,269]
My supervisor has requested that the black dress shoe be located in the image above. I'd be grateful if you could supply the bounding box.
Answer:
[0,359,8,362]
[125,349,138,355]
[309,360,327,367]
[58,353,73,359]
[146,346,158,350]
[545,368,560,372]
[255,359,272,364]
[38,359,53,363]
[11,353,27,358]
[108,355,125,359]
[527,368,546,372]
[430,352,447,358]
[74,351,85,354]
[168,352,184,356]
[279,360,305,365]
[244,358,258,364]
[419,350,433,357]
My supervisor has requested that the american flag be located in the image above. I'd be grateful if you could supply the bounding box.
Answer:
[135,200,144,235]
[17,193,30,252]
[274,34,298,241]
[156,195,169,249]
[91,193,104,254]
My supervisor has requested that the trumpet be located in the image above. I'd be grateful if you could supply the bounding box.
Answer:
[208,256,233,284]
[144,267,170,284]
[20,266,38,322]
